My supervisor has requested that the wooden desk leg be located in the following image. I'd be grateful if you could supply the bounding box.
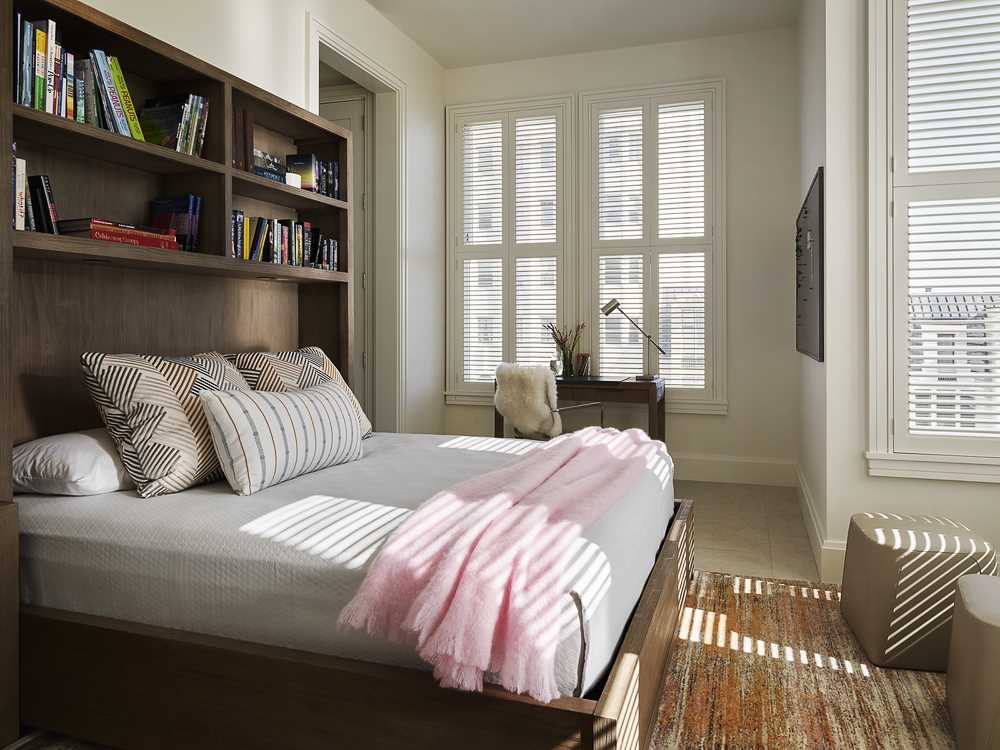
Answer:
[494,408,504,438]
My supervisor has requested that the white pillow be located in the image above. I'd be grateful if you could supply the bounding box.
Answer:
[200,381,363,496]
[13,429,135,496]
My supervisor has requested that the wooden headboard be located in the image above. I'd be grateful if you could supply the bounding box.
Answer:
[13,259,300,443]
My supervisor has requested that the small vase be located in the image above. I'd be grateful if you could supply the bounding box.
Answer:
[561,350,575,378]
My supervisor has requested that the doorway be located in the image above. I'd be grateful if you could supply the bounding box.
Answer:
[319,83,374,418]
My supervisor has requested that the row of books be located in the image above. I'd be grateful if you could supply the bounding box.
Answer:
[150,194,202,251]
[231,210,339,270]
[11,148,58,233]
[12,13,209,156]
[57,218,180,250]
[249,148,341,199]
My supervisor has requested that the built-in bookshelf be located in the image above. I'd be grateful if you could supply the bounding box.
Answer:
[0,2,355,741]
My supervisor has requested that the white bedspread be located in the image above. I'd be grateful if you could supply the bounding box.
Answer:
[16,432,674,696]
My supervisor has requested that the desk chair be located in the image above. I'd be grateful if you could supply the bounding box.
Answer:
[494,363,604,440]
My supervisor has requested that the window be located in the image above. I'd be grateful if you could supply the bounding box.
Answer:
[869,0,1000,480]
[582,82,726,413]
[447,97,573,399]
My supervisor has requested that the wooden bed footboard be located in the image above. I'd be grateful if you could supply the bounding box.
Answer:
[20,499,694,750]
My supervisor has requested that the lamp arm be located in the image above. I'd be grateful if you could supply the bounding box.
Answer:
[615,308,666,356]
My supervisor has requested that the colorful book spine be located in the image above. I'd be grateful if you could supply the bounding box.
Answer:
[92,50,130,136]
[108,56,144,141]
[65,52,75,121]
[74,59,86,123]
[82,226,180,250]
[58,45,67,117]
[20,19,34,107]
[32,25,46,110]
[43,21,56,114]
[193,98,210,157]
[14,158,26,231]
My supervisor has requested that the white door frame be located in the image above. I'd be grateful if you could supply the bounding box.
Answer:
[318,88,375,420]
[306,13,407,432]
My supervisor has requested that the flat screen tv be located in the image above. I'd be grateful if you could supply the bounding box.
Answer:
[796,167,824,362]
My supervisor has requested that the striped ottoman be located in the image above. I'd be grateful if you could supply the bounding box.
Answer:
[840,512,997,671]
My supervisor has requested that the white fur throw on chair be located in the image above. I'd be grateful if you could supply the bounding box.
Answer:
[494,363,562,439]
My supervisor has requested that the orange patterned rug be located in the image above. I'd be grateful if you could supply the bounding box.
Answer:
[651,572,955,749]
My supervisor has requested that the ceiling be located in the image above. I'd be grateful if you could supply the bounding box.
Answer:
[367,0,800,68]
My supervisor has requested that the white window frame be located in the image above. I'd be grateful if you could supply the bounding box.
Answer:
[867,0,1000,483]
[580,81,727,414]
[445,95,575,404]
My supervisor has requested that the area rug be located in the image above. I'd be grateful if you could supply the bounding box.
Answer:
[651,571,954,749]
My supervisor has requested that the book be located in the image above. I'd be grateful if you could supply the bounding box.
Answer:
[54,43,63,117]
[285,154,318,191]
[149,194,199,251]
[108,56,144,141]
[92,50,130,136]
[80,60,98,127]
[74,59,87,123]
[14,158,25,231]
[231,210,244,258]
[32,23,46,110]
[27,174,58,233]
[193,98,210,157]
[23,181,36,231]
[140,94,207,153]
[42,20,56,114]
[89,52,115,133]
[57,218,180,250]
[18,16,35,107]
[65,51,75,121]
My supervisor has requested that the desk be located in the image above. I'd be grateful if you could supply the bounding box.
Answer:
[494,376,666,441]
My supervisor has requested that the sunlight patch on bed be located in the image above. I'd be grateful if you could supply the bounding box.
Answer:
[240,496,410,569]
[436,436,539,455]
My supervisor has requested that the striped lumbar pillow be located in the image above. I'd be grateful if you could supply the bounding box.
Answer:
[200,381,363,496]
[226,347,372,438]
[81,351,250,498]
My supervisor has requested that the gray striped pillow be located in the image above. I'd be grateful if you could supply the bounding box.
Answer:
[200,381,363,496]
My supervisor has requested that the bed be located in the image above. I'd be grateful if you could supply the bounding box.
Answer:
[16,432,695,749]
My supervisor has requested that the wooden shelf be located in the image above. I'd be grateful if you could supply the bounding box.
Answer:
[13,105,227,175]
[13,232,350,285]
[231,170,349,212]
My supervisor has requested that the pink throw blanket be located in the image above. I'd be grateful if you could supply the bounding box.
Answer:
[339,426,665,703]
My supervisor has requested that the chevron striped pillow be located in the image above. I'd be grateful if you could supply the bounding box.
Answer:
[200,381,364,495]
[80,351,251,498]
[225,347,372,437]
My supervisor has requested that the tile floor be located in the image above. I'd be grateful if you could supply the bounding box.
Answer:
[675,480,819,581]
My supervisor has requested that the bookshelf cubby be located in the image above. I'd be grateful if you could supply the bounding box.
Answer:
[0,16,355,737]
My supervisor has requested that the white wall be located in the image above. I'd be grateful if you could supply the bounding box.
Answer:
[83,0,447,434]
[804,0,1000,581]
[444,27,802,486]
[797,0,829,555]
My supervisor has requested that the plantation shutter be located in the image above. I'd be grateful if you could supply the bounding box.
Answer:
[515,257,558,365]
[892,0,1000,455]
[598,108,644,241]
[905,0,1000,173]
[598,255,645,378]
[658,252,706,387]
[463,258,503,382]
[515,116,558,244]
[463,120,503,245]
[904,196,1000,439]
[658,101,706,239]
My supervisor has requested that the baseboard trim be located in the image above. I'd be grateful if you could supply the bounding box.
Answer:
[795,466,847,583]
[673,452,797,487]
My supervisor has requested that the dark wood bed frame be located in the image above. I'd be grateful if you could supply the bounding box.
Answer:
[0,1,695,747]
[18,500,693,750]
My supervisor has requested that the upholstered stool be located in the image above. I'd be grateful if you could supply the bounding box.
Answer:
[948,575,1000,750]
[840,513,997,671]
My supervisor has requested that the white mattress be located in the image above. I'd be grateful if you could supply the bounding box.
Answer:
[16,432,674,697]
